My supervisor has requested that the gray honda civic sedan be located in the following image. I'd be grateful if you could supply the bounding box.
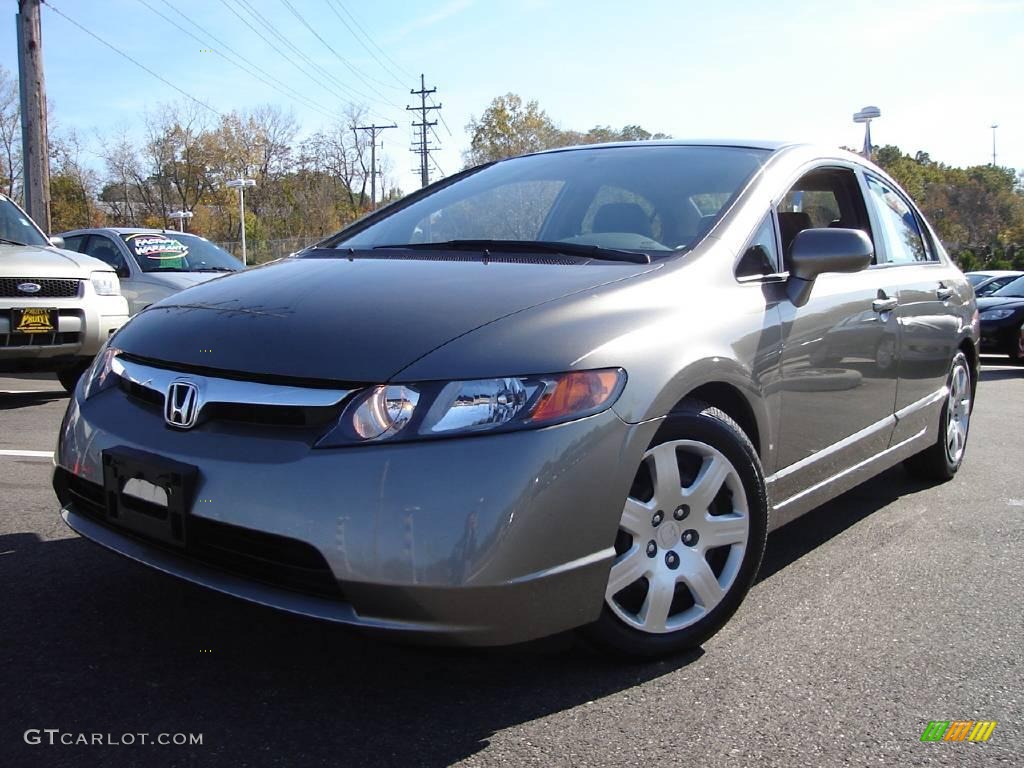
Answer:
[54,141,978,656]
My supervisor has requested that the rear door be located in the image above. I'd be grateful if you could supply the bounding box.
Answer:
[860,173,962,445]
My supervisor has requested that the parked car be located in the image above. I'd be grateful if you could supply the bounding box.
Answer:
[58,228,243,315]
[54,141,978,657]
[966,270,1024,297]
[0,194,129,391]
[977,274,1024,363]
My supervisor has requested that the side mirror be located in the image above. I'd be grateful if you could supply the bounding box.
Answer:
[786,228,873,307]
[49,235,65,249]
[116,265,131,279]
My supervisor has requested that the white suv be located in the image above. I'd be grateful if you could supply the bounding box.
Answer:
[0,194,129,391]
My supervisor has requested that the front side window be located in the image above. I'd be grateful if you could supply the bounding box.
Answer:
[0,196,48,247]
[120,233,242,273]
[775,167,872,270]
[328,146,769,257]
[864,175,931,264]
[83,236,130,274]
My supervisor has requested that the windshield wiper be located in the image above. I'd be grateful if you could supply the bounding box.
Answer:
[193,267,237,272]
[0,236,28,246]
[372,239,651,264]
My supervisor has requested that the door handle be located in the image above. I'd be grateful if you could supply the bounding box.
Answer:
[872,297,898,313]
[936,285,953,301]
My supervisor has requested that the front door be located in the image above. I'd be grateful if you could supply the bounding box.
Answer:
[773,165,899,503]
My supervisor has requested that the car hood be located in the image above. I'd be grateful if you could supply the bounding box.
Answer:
[0,242,111,277]
[137,271,231,290]
[977,296,1024,312]
[113,255,659,382]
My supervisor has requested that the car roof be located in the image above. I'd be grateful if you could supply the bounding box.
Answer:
[967,270,1022,277]
[58,227,209,239]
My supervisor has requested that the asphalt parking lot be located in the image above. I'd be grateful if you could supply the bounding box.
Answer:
[2,364,1022,768]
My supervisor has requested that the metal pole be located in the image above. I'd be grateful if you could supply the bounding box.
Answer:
[991,124,998,167]
[238,185,247,266]
[16,0,51,231]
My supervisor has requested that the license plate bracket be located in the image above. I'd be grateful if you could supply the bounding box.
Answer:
[12,307,58,334]
[101,447,198,547]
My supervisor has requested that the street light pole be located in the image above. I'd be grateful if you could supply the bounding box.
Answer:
[991,123,999,167]
[169,210,193,232]
[853,106,881,159]
[227,178,256,265]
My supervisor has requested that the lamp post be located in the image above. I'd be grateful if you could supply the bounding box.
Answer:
[169,210,193,232]
[226,178,256,265]
[853,106,881,158]
[990,123,998,166]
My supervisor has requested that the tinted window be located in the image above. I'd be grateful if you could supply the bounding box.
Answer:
[864,175,931,264]
[330,146,769,256]
[120,233,242,273]
[993,275,1024,298]
[82,236,130,273]
[0,196,48,246]
[62,235,86,252]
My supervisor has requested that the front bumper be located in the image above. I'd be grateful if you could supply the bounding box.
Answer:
[54,383,659,645]
[0,291,128,369]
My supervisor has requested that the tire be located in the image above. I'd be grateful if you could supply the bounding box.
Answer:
[1009,327,1024,365]
[56,362,89,393]
[582,402,768,658]
[903,351,972,482]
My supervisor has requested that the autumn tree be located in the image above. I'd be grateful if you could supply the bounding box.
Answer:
[0,65,21,199]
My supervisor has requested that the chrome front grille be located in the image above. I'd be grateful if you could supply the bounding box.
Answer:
[0,277,81,298]
[112,356,354,428]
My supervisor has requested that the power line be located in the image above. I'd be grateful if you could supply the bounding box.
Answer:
[430,99,453,137]
[329,0,413,80]
[407,74,441,188]
[277,0,403,107]
[44,1,221,117]
[137,0,340,122]
[322,0,405,89]
[219,0,374,117]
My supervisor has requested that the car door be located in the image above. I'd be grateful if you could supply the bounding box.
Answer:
[772,164,900,504]
[860,173,962,446]
[78,234,145,314]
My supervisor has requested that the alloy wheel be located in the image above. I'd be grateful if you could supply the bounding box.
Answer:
[606,440,749,634]
[945,360,971,465]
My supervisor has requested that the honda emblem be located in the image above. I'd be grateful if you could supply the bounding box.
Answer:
[165,380,200,429]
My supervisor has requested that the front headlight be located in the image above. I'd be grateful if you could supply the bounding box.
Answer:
[316,368,625,447]
[82,341,122,400]
[979,309,1015,321]
[90,271,121,296]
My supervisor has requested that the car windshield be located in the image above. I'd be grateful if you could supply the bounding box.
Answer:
[967,273,991,286]
[120,232,243,272]
[0,196,49,247]
[326,145,769,257]
[992,275,1024,298]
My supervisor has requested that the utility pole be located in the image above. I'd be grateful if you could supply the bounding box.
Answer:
[354,123,396,210]
[990,123,998,167]
[407,74,440,188]
[16,0,51,232]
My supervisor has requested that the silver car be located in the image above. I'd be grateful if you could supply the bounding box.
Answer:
[58,228,243,315]
[54,141,978,657]
[0,194,129,390]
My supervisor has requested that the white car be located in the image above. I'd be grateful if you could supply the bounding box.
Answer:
[0,194,129,391]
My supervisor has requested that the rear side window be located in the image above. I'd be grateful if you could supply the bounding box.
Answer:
[864,175,934,264]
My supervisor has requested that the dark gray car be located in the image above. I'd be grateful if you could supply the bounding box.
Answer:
[53,141,978,656]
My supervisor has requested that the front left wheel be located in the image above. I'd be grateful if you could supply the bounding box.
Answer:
[57,362,90,393]
[582,403,768,657]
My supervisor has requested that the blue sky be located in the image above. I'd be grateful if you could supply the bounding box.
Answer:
[2,0,1021,193]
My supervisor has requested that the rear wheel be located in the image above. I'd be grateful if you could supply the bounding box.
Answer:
[583,403,768,657]
[904,351,972,482]
[1010,325,1024,364]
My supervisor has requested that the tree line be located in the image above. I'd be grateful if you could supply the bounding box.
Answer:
[1,68,1021,270]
